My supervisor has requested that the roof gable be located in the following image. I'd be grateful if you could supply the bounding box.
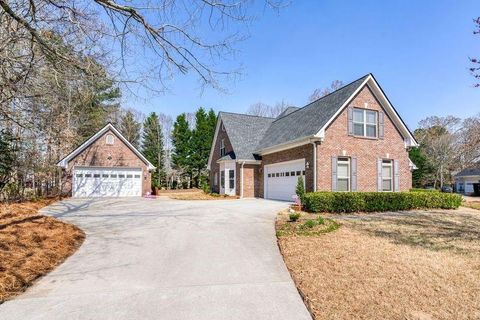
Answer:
[57,123,155,170]
[256,75,370,151]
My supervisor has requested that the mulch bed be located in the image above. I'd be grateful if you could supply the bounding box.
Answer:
[0,199,85,303]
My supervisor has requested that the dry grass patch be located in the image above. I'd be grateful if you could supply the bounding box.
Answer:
[0,199,85,303]
[463,201,480,211]
[277,209,480,319]
[166,190,237,200]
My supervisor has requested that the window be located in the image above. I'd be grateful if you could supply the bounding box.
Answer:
[353,108,377,138]
[118,174,125,178]
[220,171,225,188]
[134,175,141,179]
[102,174,109,178]
[382,160,393,191]
[286,172,290,177]
[296,171,301,176]
[106,134,114,145]
[229,170,234,189]
[337,157,350,191]
[220,139,226,157]
[214,172,218,186]
[93,174,101,178]
[276,173,279,177]
[85,174,92,178]
[111,174,117,178]
[126,174,133,178]
[291,171,296,176]
[76,174,83,178]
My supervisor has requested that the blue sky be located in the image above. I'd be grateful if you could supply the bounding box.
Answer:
[124,0,480,130]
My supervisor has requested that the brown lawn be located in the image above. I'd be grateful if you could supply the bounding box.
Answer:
[0,199,85,303]
[163,190,237,200]
[277,209,480,320]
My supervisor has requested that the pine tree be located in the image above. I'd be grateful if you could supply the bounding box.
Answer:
[142,113,165,189]
[172,113,192,186]
[120,110,141,149]
[0,130,15,192]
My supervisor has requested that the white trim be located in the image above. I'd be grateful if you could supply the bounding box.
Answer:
[314,75,418,147]
[207,115,222,170]
[57,123,156,170]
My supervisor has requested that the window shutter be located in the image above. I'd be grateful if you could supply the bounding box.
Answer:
[331,156,338,191]
[351,156,357,191]
[394,160,400,192]
[379,112,385,139]
[348,107,354,136]
[377,159,383,192]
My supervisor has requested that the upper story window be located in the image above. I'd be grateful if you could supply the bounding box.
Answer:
[106,134,114,145]
[220,139,226,156]
[337,157,351,192]
[381,160,393,192]
[353,108,377,138]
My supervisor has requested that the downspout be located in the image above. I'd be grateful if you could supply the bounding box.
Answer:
[240,161,245,198]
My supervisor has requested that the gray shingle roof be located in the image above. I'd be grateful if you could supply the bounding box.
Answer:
[218,74,370,161]
[219,112,274,160]
[455,167,480,177]
[256,74,369,150]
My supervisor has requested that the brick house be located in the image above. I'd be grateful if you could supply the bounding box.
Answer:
[57,123,155,197]
[207,74,418,200]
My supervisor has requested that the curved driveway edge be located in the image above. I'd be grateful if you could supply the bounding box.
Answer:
[0,198,312,320]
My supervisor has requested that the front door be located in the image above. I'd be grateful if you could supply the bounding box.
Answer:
[219,161,236,196]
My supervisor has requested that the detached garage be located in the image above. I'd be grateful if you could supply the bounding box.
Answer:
[57,123,155,198]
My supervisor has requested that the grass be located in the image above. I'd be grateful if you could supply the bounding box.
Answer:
[165,190,237,200]
[276,207,480,319]
[0,199,85,303]
[463,201,480,211]
[276,211,340,237]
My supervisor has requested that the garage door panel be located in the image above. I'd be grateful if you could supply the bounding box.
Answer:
[73,167,142,198]
[265,159,305,201]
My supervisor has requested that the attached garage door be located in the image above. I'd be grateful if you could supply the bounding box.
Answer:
[265,159,305,201]
[73,167,142,197]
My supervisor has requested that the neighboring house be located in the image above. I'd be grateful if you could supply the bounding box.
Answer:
[57,123,155,197]
[207,74,418,200]
[454,168,480,195]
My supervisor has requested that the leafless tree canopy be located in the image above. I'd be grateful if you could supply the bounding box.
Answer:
[308,80,344,102]
[246,100,293,118]
[471,17,480,87]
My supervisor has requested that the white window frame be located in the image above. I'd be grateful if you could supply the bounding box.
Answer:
[381,159,393,192]
[106,134,115,145]
[228,170,235,189]
[337,157,351,192]
[220,139,226,157]
[220,170,225,188]
[353,108,377,138]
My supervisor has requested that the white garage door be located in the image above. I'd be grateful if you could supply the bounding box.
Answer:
[73,167,142,198]
[265,159,305,201]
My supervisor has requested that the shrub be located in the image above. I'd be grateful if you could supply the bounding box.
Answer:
[303,191,462,213]
[296,176,305,201]
[289,212,301,222]
[317,216,325,225]
[302,219,316,229]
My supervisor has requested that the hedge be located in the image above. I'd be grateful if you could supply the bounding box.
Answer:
[302,192,462,213]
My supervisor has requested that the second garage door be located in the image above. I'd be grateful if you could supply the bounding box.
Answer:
[73,167,142,198]
[264,159,305,201]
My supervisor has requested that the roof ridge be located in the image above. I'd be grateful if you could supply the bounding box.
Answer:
[219,111,275,120]
[271,73,371,123]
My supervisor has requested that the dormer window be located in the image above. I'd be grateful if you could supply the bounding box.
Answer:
[106,134,114,145]
[220,139,226,156]
[353,108,377,138]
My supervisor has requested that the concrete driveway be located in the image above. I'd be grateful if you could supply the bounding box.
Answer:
[0,198,311,320]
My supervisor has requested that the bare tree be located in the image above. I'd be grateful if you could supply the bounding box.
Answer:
[415,116,462,188]
[470,17,480,87]
[246,100,293,118]
[308,80,344,102]
[457,113,480,168]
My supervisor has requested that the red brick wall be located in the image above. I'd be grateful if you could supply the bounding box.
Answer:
[63,129,152,195]
[209,120,234,193]
[316,85,412,191]
[260,145,314,197]
[235,163,261,198]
